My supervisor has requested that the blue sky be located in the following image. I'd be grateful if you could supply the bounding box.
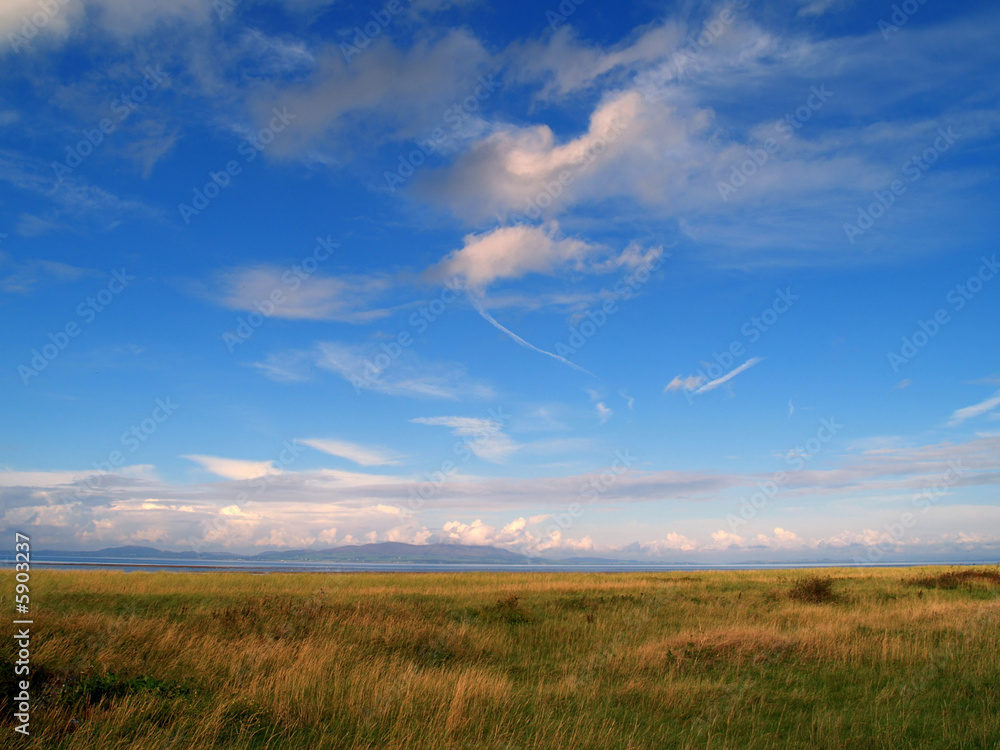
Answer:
[1,0,998,561]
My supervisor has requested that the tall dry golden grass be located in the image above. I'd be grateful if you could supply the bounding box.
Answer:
[2,566,998,748]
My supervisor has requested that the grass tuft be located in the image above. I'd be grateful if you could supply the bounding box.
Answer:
[908,567,1000,589]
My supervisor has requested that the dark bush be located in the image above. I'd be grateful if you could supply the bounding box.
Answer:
[788,576,839,603]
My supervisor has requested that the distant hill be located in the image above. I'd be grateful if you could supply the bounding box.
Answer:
[252,542,541,563]
[33,542,634,565]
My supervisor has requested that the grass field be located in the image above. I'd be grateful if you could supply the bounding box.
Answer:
[2,566,999,749]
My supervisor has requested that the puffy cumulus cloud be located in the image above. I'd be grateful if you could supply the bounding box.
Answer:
[426,223,659,291]
[823,529,888,548]
[427,224,595,289]
[644,532,700,554]
[752,527,801,549]
[4,434,1000,556]
[219,504,255,517]
[502,516,527,534]
[710,529,745,548]
[504,91,641,180]
[410,12,999,263]
[252,528,322,548]
[441,518,496,546]
[420,90,649,222]
[707,527,811,551]
[0,480,435,552]
[535,529,594,552]
[440,516,593,554]
[711,527,872,552]
[411,416,518,463]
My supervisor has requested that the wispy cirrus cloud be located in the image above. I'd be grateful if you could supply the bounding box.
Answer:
[0,149,155,234]
[248,28,492,159]
[182,454,279,481]
[947,390,1000,427]
[300,438,401,467]
[664,374,705,393]
[251,342,494,400]
[411,415,519,462]
[695,357,764,394]
[207,265,397,322]
[664,357,764,395]
[0,252,97,295]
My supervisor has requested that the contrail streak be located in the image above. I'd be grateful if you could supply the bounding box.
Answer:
[468,293,594,377]
[694,357,763,394]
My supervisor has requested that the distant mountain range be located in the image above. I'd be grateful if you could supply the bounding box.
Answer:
[22,544,994,568]
[33,542,641,565]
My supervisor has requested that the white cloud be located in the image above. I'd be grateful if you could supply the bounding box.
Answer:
[182,455,278,480]
[0,254,96,295]
[427,223,598,289]
[0,149,154,233]
[313,341,493,400]
[664,374,705,392]
[466,292,594,375]
[0,0,82,45]
[412,416,518,462]
[510,23,684,99]
[421,90,645,222]
[0,465,154,488]
[300,438,400,466]
[249,29,491,158]
[1,0,219,49]
[252,342,494,400]
[5,437,1000,557]
[695,357,763,394]
[440,516,593,554]
[755,527,802,548]
[645,532,699,554]
[441,518,496,546]
[250,350,314,383]
[210,265,394,322]
[424,225,656,375]
[710,530,745,548]
[947,390,1000,427]
[427,224,658,293]
[595,402,612,423]
[797,0,857,17]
